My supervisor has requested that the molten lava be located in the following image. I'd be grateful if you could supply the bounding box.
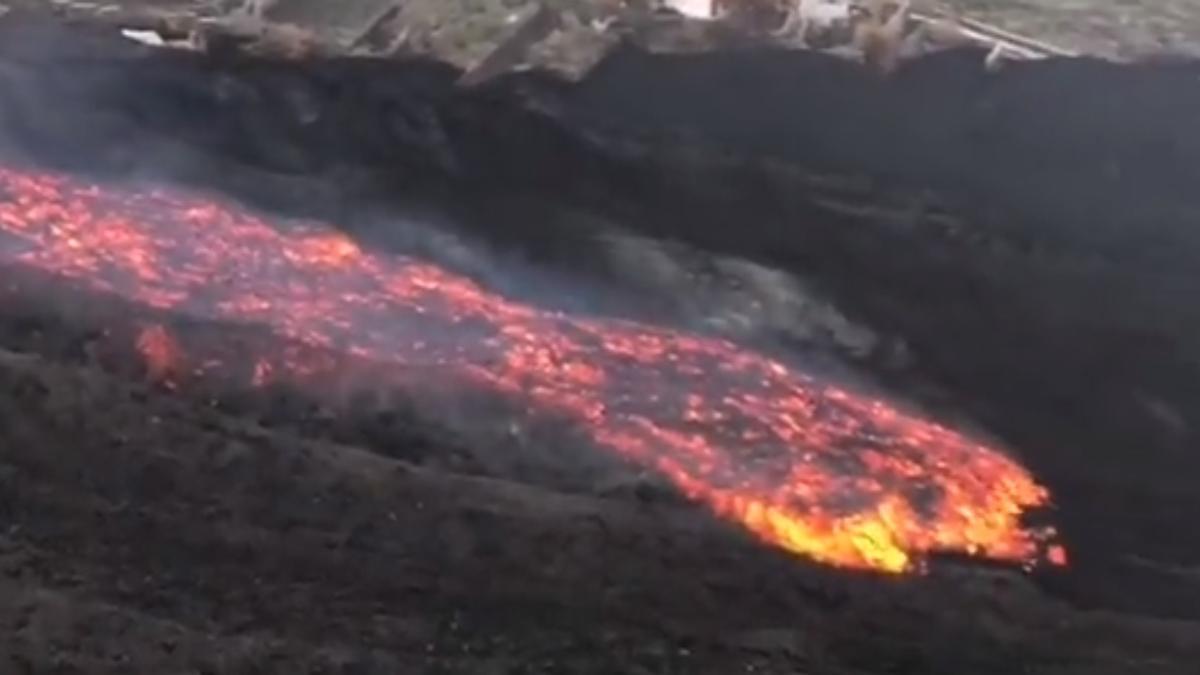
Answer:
[0,165,1062,573]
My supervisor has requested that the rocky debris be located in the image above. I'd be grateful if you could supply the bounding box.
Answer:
[928,0,1200,61]
[22,0,1078,81]
[457,4,567,86]
[19,0,1200,72]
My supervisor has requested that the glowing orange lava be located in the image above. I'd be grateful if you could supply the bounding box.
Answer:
[0,165,1061,573]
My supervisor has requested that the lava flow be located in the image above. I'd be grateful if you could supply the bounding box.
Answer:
[0,165,1063,573]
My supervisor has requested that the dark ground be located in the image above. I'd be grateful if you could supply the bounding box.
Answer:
[2,10,1200,674]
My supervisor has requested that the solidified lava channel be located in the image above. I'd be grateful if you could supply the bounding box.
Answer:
[0,164,1064,573]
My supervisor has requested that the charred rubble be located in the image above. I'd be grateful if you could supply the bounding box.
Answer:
[1,8,1200,673]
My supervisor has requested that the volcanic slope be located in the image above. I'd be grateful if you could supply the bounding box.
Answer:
[0,148,1187,675]
[0,9,1200,675]
[0,318,1198,674]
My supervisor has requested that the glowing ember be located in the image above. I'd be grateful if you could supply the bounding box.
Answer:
[1046,544,1069,567]
[0,165,1061,573]
[135,323,185,385]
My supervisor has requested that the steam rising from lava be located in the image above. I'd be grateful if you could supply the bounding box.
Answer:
[0,164,1063,573]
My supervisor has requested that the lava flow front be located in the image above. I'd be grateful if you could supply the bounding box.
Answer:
[0,164,1063,573]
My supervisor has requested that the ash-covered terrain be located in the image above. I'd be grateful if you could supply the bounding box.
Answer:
[1,5,1200,674]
